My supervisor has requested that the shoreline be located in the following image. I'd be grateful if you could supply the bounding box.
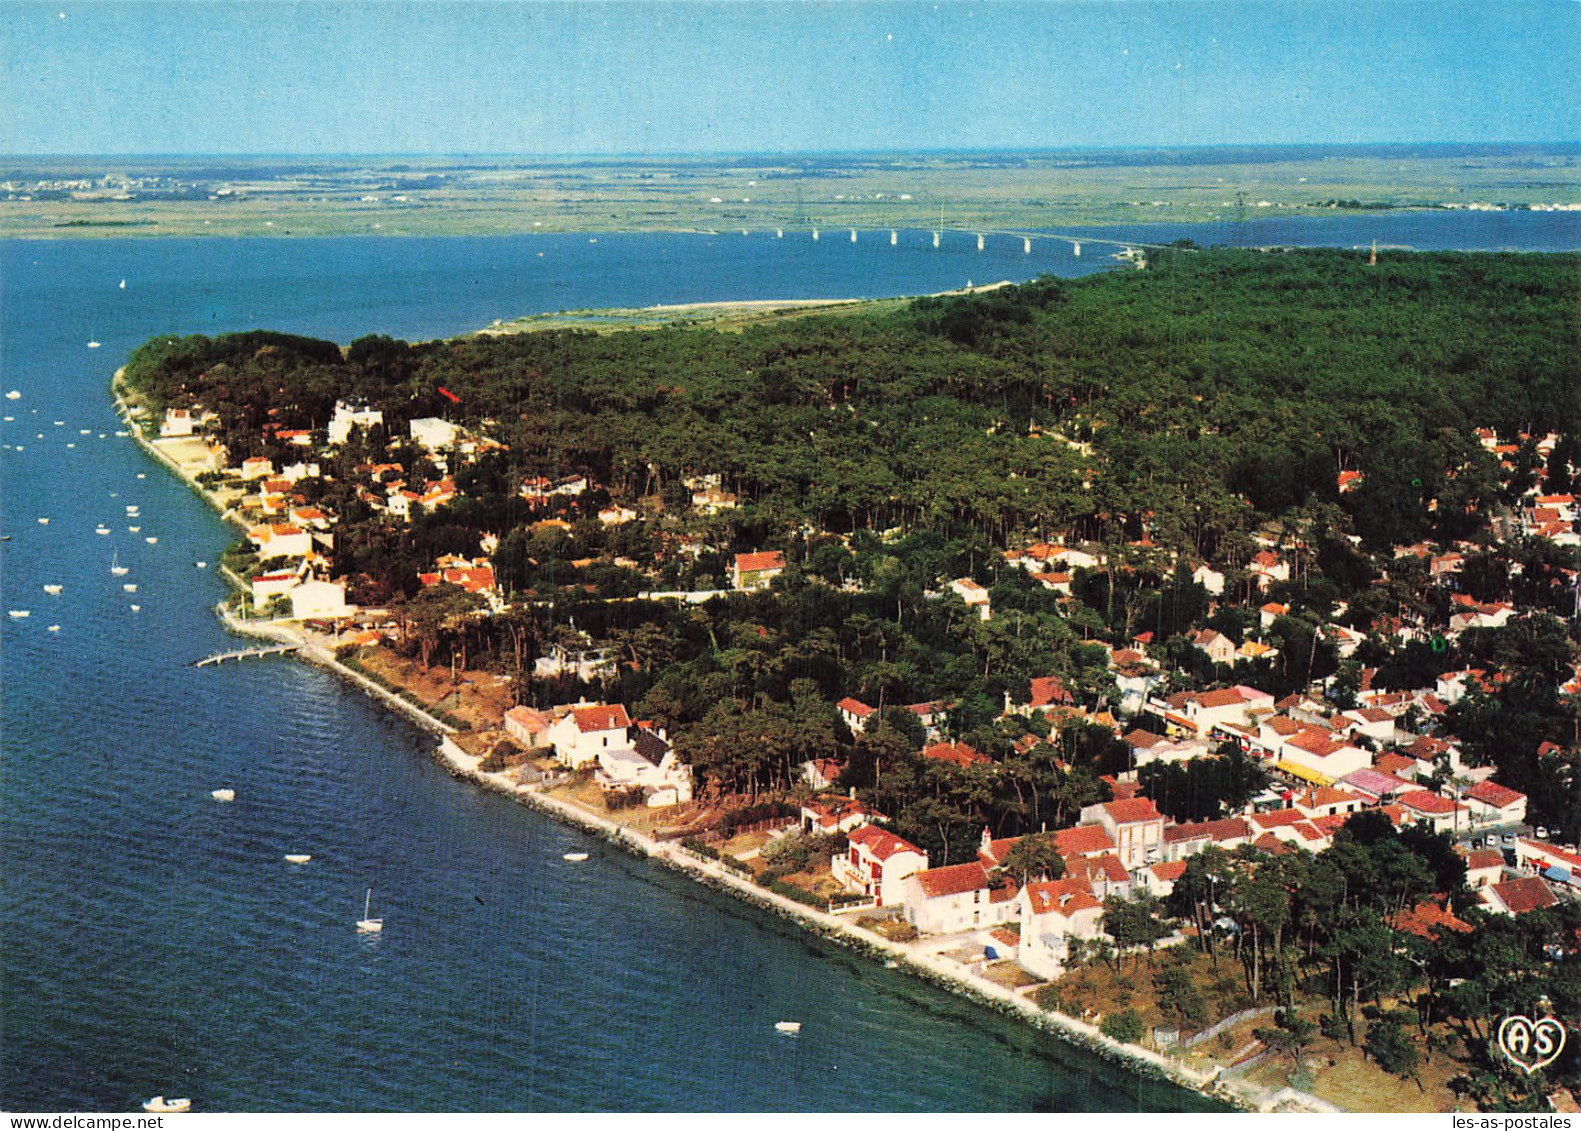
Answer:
[110,375,1329,1116]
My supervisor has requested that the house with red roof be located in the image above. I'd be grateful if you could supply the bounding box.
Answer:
[1397,790,1468,834]
[948,577,992,620]
[799,757,846,791]
[1464,780,1528,827]
[832,825,928,907]
[1461,848,1506,890]
[1277,727,1371,784]
[1391,896,1473,941]
[1067,852,1133,900]
[1188,629,1235,665]
[1017,878,1106,979]
[543,702,634,769]
[1079,797,1165,869]
[732,550,786,590]
[1163,817,1251,861]
[799,795,872,836]
[1481,875,1560,916]
[900,860,1018,934]
[836,696,875,735]
[503,706,554,750]
[1292,786,1367,820]
[921,742,992,769]
[1143,859,1188,898]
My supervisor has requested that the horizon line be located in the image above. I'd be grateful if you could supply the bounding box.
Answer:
[5,140,1580,163]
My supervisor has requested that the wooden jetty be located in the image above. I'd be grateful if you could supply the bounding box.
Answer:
[193,645,299,667]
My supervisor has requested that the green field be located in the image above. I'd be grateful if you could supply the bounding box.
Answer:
[3,146,1577,239]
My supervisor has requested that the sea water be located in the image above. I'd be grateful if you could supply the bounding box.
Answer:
[2,215,1573,1111]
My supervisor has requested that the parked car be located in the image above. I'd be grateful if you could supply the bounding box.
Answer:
[1535,827,1549,839]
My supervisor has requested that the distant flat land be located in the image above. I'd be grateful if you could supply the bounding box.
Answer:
[2,145,1577,239]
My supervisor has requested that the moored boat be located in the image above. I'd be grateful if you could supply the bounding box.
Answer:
[142,1096,190,1113]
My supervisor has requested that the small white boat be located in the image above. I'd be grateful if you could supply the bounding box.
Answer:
[111,553,129,575]
[195,561,207,569]
[123,583,137,593]
[80,428,91,435]
[145,536,158,544]
[66,442,76,449]
[87,341,101,349]
[562,852,590,862]
[52,420,64,427]
[119,279,126,289]
[36,517,49,525]
[356,887,383,933]
[284,853,312,864]
[95,526,110,535]
[211,788,235,802]
[43,584,62,595]
[4,390,19,400]
[136,472,145,479]
[142,1097,190,1113]
[47,624,60,632]
[116,430,130,437]
[126,505,139,515]
[3,415,12,421]
[128,526,141,533]
[775,1021,802,1035]
[8,610,30,619]
[129,604,140,612]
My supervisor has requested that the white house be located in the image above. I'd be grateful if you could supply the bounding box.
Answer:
[837,697,875,734]
[409,417,460,452]
[1079,798,1166,869]
[503,706,554,750]
[832,825,928,908]
[1016,878,1106,980]
[1464,779,1528,827]
[597,724,692,807]
[949,577,992,620]
[250,569,301,611]
[287,579,350,621]
[901,862,1017,934]
[248,522,314,561]
[1192,564,1226,596]
[327,401,383,445]
[544,703,634,769]
[160,407,196,437]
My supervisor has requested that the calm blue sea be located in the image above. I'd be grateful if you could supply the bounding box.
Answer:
[1,213,1574,1112]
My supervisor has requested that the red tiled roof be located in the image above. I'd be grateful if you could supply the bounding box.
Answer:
[1164,817,1250,845]
[922,742,991,768]
[1103,797,1163,824]
[1029,676,1074,708]
[849,824,926,863]
[1374,752,1418,776]
[1400,790,1458,816]
[572,704,631,733]
[1024,877,1102,917]
[1463,849,1504,871]
[837,697,874,718]
[915,861,992,899]
[1074,853,1130,885]
[1054,825,1117,857]
[734,550,786,574]
[1467,780,1525,808]
[1150,860,1187,882]
[1392,898,1473,940]
[1286,729,1346,758]
[1251,808,1305,830]
[1491,876,1559,915]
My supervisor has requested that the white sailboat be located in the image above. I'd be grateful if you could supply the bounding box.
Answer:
[145,536,158,545]
[142,1096,190,1113]
[775,1021,802,1034]
[87,341,101,349]
[123,583,137,593]
[356,888,383,933]
[562,852,590,862]
[284,853,312,864]
[211,788,235,802]
[43,584,62,595]
[111,552,129,576]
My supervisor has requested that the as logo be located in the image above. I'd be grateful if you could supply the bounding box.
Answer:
[1496,1015,1567,1075]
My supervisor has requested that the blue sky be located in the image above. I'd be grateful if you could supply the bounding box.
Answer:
[2,1,1577,155]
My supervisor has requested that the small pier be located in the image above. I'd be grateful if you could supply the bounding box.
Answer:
[194,645,298,667]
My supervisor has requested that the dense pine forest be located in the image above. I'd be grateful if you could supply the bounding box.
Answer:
[121,248,1581,854]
